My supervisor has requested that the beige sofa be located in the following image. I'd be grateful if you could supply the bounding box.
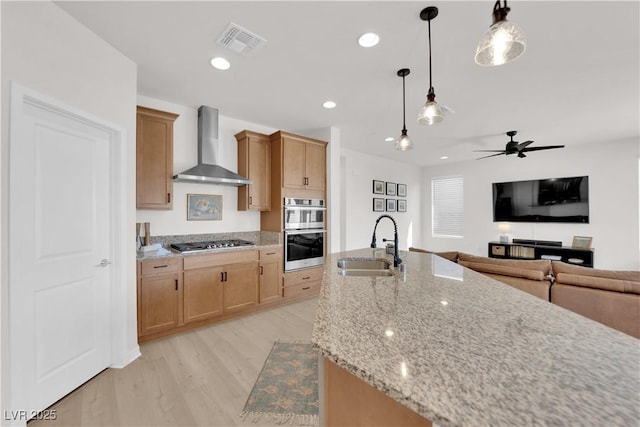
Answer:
[408,247,640,338]
[551,261,640,339]
[408,248,552,301]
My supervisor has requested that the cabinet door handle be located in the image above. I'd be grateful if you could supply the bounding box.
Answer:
[167,193,171,203]
[260,266,264,275]
[175,279,178,291]
[154,265,168,269]
[249,196,252,205]
[302,286,310,291]
[224,272,228,282]
[220,272,225,282]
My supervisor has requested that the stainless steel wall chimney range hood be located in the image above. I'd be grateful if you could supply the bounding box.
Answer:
[173,106,252,186]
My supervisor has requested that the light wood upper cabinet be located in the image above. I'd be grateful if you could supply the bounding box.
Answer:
[136,106,179,210]
[236,130,271,211]
[281,134,326,191]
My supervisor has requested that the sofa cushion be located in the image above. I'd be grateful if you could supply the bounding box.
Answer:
[458,253,552,278]
[459,260,546,282]
[484,273,551,301]
[552,261,640,295]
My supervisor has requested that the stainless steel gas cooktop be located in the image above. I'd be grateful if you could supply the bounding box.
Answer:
[170,239,255,253]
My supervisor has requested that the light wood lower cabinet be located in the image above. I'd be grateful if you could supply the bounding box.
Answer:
[259,248,283,304]
[138,249,321,342]
[137,258,182,337]
[183,266,224,323]
[222,261,258,312]
[283,266,323,300]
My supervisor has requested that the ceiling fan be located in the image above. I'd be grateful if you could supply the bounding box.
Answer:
[474,131,565,159]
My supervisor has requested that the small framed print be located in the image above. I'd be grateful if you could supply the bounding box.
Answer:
[386,198,397,212]
[373,198,385,212]
[572,236,592,249]
[397,183,407,197]
[397,199,407,212]
[187,194,222,221]
[386,182,396,196]
[373,180,384,195]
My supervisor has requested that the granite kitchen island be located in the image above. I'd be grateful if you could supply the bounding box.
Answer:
[312,248,640,426]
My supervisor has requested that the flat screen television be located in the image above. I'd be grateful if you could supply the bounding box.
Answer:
[493,176,589,223]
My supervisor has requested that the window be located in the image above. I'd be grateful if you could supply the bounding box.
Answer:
[432,175,463,238]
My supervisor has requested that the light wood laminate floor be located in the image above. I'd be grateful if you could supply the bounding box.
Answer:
[29,297,319,427]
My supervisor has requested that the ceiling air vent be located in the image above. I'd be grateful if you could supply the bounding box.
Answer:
[216,22,266,56]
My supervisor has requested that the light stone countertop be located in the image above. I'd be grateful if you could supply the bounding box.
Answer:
[136,231,281,261]
[312,248,640,426]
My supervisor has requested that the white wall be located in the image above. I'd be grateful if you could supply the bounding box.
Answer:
[341,148,422,252]
[136,96,277,236]
[421,138,640,270]
[1,0,138,418]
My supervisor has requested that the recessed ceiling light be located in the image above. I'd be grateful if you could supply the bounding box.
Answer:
[358,32,380,48]
[385,137,395,142]
[322,101,336,109]
[440,156,449,160]
[210,57,230,70]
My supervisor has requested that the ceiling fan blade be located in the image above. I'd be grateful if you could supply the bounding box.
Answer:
[473,149,508,153]
[476,152,507,160]
[517,140,534,149]
[521,145,565,152]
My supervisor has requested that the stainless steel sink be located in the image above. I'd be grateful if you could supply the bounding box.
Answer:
[336,257,393,277]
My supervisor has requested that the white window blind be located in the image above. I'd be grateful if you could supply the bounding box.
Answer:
[432,176,464,238]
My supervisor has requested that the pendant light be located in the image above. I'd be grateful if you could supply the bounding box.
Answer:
[394,68,413,151]
[475,0,526,66]
[417,6,444,126]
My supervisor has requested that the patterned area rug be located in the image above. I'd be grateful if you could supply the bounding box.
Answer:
[241,341,319,426]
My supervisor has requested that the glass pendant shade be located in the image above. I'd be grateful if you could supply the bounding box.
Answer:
[475,19,526,66]
[394,131,413,151]
[417,99,444,125]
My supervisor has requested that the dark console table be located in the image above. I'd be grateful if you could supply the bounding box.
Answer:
[488,240,594,268]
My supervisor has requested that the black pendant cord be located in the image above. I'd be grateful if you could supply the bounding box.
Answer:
[397,68,410,134]
[428,18,433,92]
[402,73,408,133]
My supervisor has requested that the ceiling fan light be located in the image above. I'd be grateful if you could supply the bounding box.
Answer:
[475,20,526,66]
[417,100,444,125]
[394,133,413,151]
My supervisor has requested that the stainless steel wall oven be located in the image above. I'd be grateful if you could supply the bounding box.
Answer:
[283,198,326,271]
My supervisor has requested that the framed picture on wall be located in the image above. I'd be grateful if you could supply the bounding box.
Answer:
[397,183,407,197]
[373,198,385,212]
[373,180,384,194]
[397,199,407,212]
[386,199,397,212]
[386,182,396,196]
[187,194,222,221]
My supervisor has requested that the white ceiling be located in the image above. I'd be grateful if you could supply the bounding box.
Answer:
[56,1,639,166]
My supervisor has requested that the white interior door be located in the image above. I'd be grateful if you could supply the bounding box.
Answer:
[9,85,114,419]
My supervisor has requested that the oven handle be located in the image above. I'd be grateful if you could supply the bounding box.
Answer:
[284,206,326,211]
[284,229,327,236]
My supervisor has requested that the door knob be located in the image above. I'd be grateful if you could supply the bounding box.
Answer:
[98,259,112,267]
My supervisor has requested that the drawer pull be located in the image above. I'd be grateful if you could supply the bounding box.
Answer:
[302,276,310,280]
[302,286,311,290]
[266,252,276,255]
[153,265,168,269]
